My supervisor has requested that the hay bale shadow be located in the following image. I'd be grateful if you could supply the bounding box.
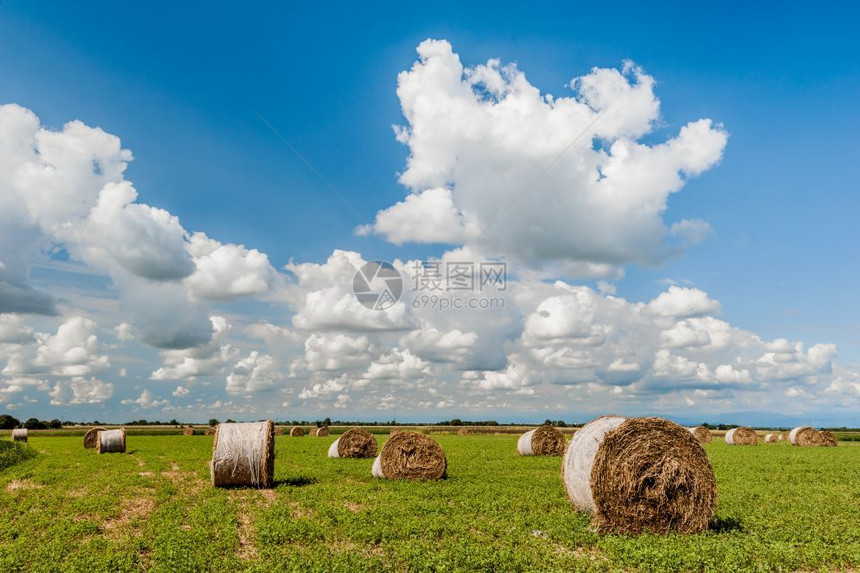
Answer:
[276,476,318,487]
[709,516,743,533]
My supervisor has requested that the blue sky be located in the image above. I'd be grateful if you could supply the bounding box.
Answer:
[0,1,857,425]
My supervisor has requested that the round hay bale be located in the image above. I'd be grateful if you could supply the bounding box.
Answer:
[371,431,447,480]
[764,433,777,443]
[315,426,330,437]
[205,426,216,436]
[182,426,194,436]
[274,426,284,436]
[11,429,27,442]
[517,425,565,456]
[327,428,377,458]
[97,428,126,453]
[210,421,274,488]
[821,431,838,447]
[725,427,757,445]
[308,427,318,437]
[777,434,784,441]
[290,426,305,437]
[83,427,106,448]
[688,426,712,443]
[790,426,828,446]
[457,427,469,436]
[562,416,716,534]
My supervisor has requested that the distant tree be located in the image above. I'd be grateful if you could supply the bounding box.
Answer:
[208,418,219,427]
[225,418,235,424]
[169,419,178,426]
[0,414,21,429]
[48,419,62,429]
[555,420,567,428]
[450,418,463,426]
[323,417,331,427]
[24,418,46,430]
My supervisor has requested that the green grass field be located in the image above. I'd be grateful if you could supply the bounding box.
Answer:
[0,434,857,572]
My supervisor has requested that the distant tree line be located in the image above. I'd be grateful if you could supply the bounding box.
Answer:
[0,415,64,430]
[4,414,855,432]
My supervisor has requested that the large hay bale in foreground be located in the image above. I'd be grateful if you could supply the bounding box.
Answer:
[83,427,106,448]
[327,428,377,458]
[688,426,712,443]
[11,429,27,442]
[314,426,330,437]
[725,427,757,445]
[517,425,566,456]
[790,426,829,447]
[290,426,305,437]
[97,429,126,453]
[562,416,716,534]
[821,431,838,446]
[371,432,447,480]
[210,421,274,488]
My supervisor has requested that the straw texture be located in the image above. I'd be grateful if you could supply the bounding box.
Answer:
[563,416,716,534]
[332,428,377,458]
[688,427,712,443]
[374,432,447,480]
[725,427,757,445]
[210,421,274,488]
[97,428,126,453]
[790,426,830,446]
[83,427,105,448]
[517,426,566,456]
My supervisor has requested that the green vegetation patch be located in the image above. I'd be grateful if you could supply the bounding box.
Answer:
[0,434,857,572]
[0,441,35,472]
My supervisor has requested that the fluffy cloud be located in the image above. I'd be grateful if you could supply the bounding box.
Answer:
[2,316,109,377]
[0,103,285,353]
[121,388,169,409]
[49,377,113,405]
[285,250,413,332]
[150,316,238,381]
[646,286,721,319]
[226,351,282,395]
[365,40,727,276]
[185,232,279,301]
[172,385,190,397]
[0,314,33,344]
[363,187,479,245]
[302,333,372,371]
[0,45,854,423]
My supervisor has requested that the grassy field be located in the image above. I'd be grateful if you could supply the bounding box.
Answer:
[0,434,857,572]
